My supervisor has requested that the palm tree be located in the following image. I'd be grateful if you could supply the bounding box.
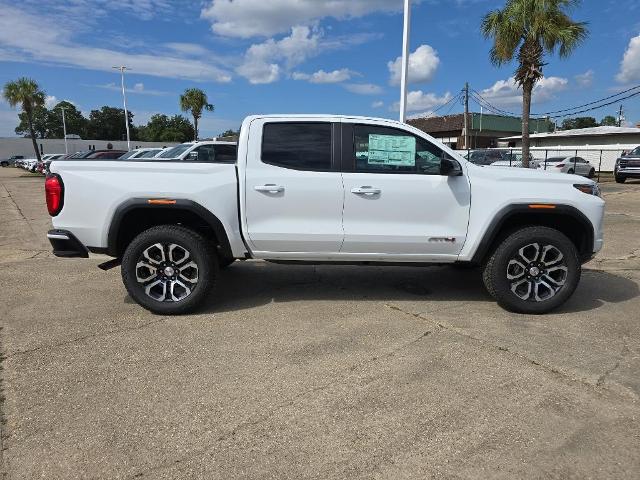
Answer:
[179,88,214,141]
[481,0,588,167]
[3,78,46,162]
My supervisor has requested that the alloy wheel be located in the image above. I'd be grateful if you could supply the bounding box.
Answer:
[135,242,199,302]
[506,243,568,302]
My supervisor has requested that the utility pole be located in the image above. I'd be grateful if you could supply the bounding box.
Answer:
[59,106,68,155]
[112,66,131,150]
[463,82,470,151]
[618,104,624,127]
[399,0,411,123]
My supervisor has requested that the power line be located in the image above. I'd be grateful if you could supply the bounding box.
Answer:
[540,84,640,115]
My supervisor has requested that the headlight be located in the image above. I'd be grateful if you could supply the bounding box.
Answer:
[574,183,601,197]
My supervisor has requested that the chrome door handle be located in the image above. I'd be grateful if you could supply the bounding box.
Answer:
[254,184,284,193]
[351,186,381,195]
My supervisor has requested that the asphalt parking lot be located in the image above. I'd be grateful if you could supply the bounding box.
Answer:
[1,167,639,479]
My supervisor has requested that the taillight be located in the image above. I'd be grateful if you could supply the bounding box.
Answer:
[45,174,64,216]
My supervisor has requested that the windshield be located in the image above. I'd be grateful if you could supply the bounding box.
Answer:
[119,151,139,160]
[140,149,161,158]
[158,144,191,158]
[628,146,640,156]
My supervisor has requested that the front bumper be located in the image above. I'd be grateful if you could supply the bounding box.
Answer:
[616,168,640,179]
[47,229,89,258]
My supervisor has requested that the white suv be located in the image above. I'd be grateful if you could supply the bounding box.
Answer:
[155,141,237,162]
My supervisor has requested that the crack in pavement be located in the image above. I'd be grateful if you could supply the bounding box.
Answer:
[597,338,630,387]
[4,317,170,360]
[0,183,39,243]
[384,303,640,402]
[128,330,433,478]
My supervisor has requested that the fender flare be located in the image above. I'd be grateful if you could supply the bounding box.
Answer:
[106,198,233,259]
[470,203,595,264]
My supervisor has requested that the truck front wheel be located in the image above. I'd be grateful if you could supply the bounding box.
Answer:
[121,225,218,315]
[482,226,581,314]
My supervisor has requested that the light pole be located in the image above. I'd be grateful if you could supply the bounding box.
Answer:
[399,0,411,123]
[58,106,68,155]
[112,66,131,150]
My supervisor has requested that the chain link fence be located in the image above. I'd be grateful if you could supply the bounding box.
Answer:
[456,147,631,180]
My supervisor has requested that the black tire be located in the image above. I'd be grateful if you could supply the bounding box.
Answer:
[1,161,8,167]
[121,225,218,315]
[615,174,626,184]
[567,169,574,175]
[482,226,581,314]
[588,168,595,179]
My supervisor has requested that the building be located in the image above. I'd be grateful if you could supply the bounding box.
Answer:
[0,138,178,159]
[499,126,640,148]
[408,113,554,150]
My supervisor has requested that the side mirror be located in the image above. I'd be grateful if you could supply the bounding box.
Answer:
[440,158,462,177]
[186,151,198,161]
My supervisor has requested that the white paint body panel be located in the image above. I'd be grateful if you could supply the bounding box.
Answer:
[51,114,604,264]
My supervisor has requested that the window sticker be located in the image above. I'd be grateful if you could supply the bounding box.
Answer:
[367,134,416,166]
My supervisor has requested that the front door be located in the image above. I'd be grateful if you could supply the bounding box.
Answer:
[244,120,344,255]
[340,122,471,260]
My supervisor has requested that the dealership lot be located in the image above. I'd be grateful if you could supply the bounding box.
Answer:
[0,167,639,478]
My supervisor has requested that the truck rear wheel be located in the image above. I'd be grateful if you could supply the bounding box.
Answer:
[121,225,218,315]
[482,226,580,314]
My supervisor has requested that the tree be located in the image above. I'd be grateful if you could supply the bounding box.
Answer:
[561,116,597,130]
[219,128,240,139]
[600,115,618,127]
[3,77,46,161]
[47,101,88,139]
[137,114,194,143]
[15,105,49,139]
[482,0,588,167]
[179,88,214,141]
[87,106,136,140]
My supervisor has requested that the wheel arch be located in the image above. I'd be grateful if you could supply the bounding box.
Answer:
[471,204,595,265]
[106,198,233,259]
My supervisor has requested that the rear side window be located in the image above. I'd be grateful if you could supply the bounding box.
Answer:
[262,122,332,171]
[214,144,237,163]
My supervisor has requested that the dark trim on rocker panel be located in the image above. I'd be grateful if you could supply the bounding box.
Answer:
[106,198,233,258]
[470,204,595,264]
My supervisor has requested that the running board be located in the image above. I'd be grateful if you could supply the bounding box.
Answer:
[98,258,121,271]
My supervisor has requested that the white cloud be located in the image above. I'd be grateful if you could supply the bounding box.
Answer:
[617,34,640,83]
[574,69,594,87]
[344,83,384,95]
[388,45,440,86]
[0,5,232,83]
[44,95,58,109]
[293,68,355,84]
[237,26,322,84]
[93,82,170,96]
[392,91,453,112]
[479,76,569,107]
[201,0,413,38]
[371,100,384,109]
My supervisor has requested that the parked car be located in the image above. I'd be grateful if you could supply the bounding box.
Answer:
[488,152,539,169]
[36,154,66,174]
[85,150,127,159]
[47,114,604,316]
[1,155,24,167]
[118,148,164,160]
[466,150,510,166]
[155,141,237,162]
[614,146,640,183]
[543,156,596,178]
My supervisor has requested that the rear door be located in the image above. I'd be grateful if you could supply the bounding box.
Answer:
[340,122,471,260]
[243,119,344,255]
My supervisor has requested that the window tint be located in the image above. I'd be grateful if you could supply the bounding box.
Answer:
[353,125,446,174]
[262,122,332,171]
[214,144,237,163]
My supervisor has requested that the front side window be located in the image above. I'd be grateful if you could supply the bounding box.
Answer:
[353,125,445,174]
[262,122,332,171]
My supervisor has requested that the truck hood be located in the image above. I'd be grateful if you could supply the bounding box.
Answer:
[467,162,596,186]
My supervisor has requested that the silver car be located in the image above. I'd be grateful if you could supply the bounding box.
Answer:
[544,156,596,178]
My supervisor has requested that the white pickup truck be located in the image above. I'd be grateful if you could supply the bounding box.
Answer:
[46,115,604,315]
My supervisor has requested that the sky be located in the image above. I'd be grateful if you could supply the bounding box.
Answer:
[0,0,639,138]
